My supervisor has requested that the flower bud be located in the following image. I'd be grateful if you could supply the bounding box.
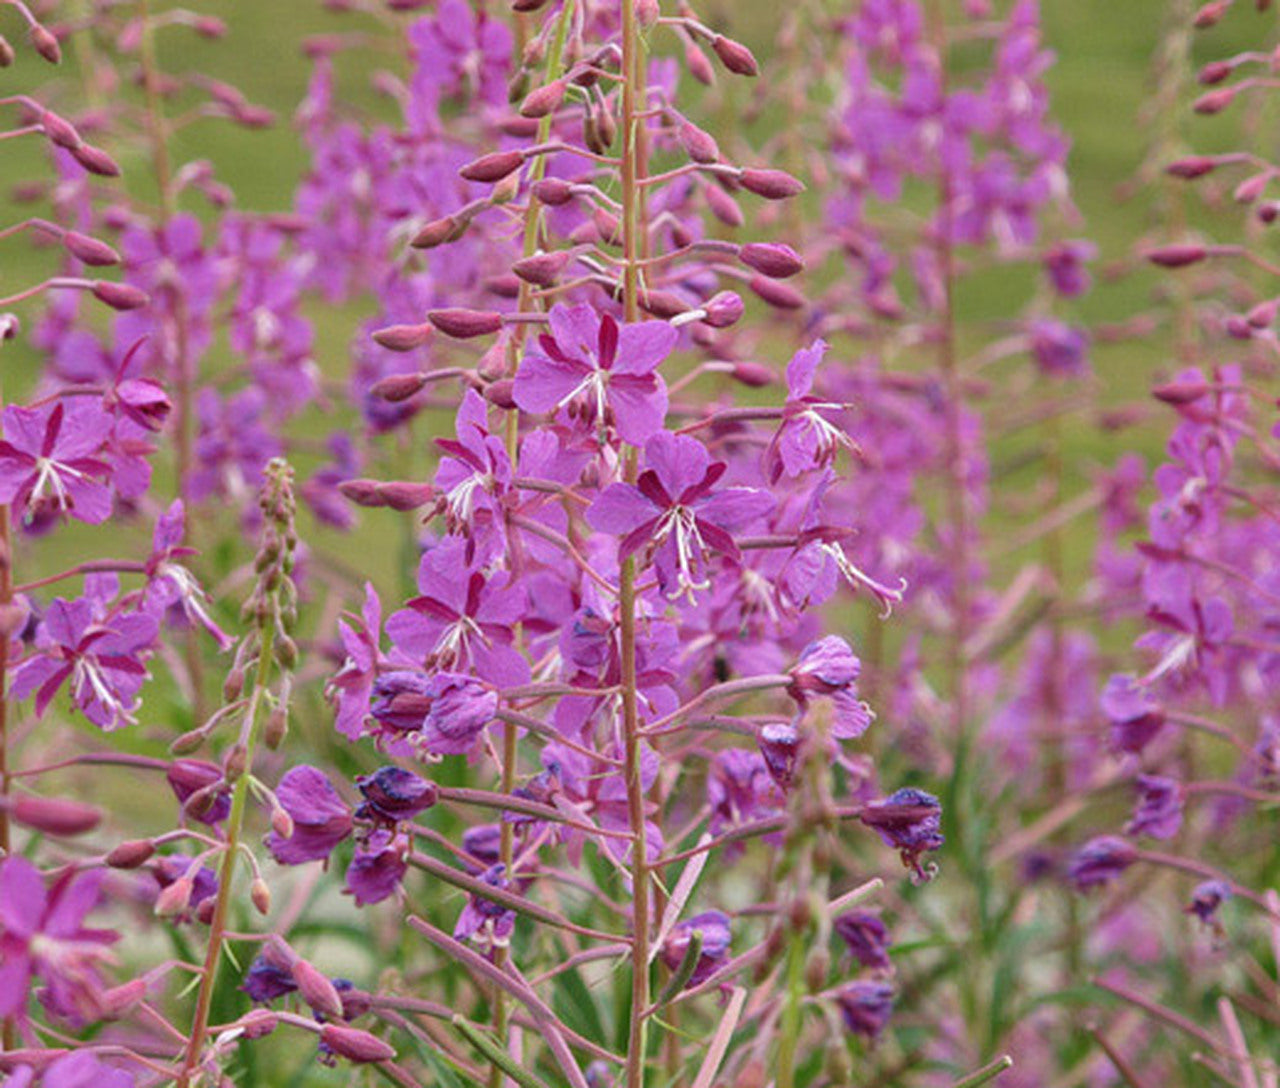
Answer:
[0,598,30,639]
[271,806,295,839]
[370,372,429,401]
[30,23,61,64]
[0,35,14,67]
[739,242,804,279]
[513,250,571,287]
[428,308,504,338]
[637,0,660,26]
[1198,60,1232,84]
[10,795,102,836]
[485,378,517,410]
[685,41,715,86]
[320,1023,396,1064]
[242,1010,279,1039]
[705,183,744,227]
[533,178,574,206]
[1193,87,1236,115]
[639,290,689,319]
[376,481,436,511]
[520,78,566,118]
[62,230,120,267]
[732,361,776,387]
[1166,156,1217,180]
[72,143,122,177]
[459,150,525,184]
[512,0,551,10]
[711,35,759,77]
[339,479,388,507]
[155,876,194,917]
[372,324,433,353]
[223,666,246,702]
[1193,0,1229,26]
[740,168,806,200]
[92,281,150,311]
[749,275,805,310]
[195,16,227,37]
[678,120,720,164]
[107,838,156,868]
[100,979,148,1019]
[703,290,745,328]
[1152,377,1212,404]
[264,705,288,750]
[41,110,81,149]
[411,215,465,249]
[1234,172,1269,204]
[251,878,272,916]
[1146,244,1207,268]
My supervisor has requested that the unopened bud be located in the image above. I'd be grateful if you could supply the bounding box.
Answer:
[678,120,720,164]
[485,378,517,410]
[459,150,524,184]
[685,41,715,86]
[11,795,102,836]
[411,215,465,249]
[41,110,81,149]
[1199,60,1232,85]
[428,308,504,338]
[223,666,246,702]
[271,807,295,839]
[1193,0,1229,26]
[63,230,121,267]
[1166,156,1217,180]
[0,35,14,67]
[293,960,344,1019]
[338,479,388,508]
[739,168,806,200]
[320,1024,396,1064]
[372,324,432,353]
[703,290,745,328]
[1146,244,1207,268]
[484,273,522,298]
[1153,377,1212,404]
[739,242,804,279]
[242,1010,279,1039]
[532,178,574,206]
[371,373,429,403]
[732,361,776,387]
[637,0,660,27]
[1235,173,1269,204]
[520,78,566,118]
[100,979,148,1019]
[155,877,194,917]
[92,281,150,311]
[513,250,572,287]
[705,184,744,227]
[264,706,288,750]
[107,838,156,868]
[1193,88,1236,115]
[749,275,805,310]
[30,23,61,64]
[711,35,759,77]
[805,948,830,992]
[224,743,248,782]
[71,144,122,177]
[251,878,272,916]
[376,481,436,511]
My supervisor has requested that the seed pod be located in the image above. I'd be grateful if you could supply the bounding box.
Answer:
[11,795,102,836]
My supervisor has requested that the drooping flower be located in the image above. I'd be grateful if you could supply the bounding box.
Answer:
[1066,836,1138,891]
[659,910,732,987]
[10,598,158,731]
[514,304,676,446]
[166,759,231,826]
[1125,774,1184,840]
[834,981,894,1039]
[453,863,516,955]
[345,830,408,906]
[788,636,874,739]
[587,432,774,600]
[0,401,113,525]
[1184,879,1232,935]
[860,787,944,881]
[142,500,232,650]
[0,857,116,1025]
[267,766,354,865]
[355,766,439,825]
[834,911,893,970]
[327,583,384,742]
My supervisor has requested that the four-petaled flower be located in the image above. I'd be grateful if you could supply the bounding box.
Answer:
[587,432,774,600]
[514,304,676,447]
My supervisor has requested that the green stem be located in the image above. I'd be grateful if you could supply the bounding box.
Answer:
[775,929,807,1088]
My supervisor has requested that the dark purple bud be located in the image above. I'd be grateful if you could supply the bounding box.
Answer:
[639,290,689,319]
[1066,836,1137,891]
[1193,0,1229,27]
[834,911,892,970]
[739,168,805,200]
[372,324,433,352]
[370,372,429,402]
[660,910,732,986]
[460,150,525,184]
[106,838,156,868]
[377,481,437,511]
[739,242,804,279]
[1166,157,1217,181]
[757,722,799,790]
[72,143,122,177]
[860,788,944,881]
[1185,880,1232,928]
[429,308,504,339]
[356,766,439,825]
[834,981,894,1039]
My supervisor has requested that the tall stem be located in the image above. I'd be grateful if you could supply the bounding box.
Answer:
[620,4,651,1087]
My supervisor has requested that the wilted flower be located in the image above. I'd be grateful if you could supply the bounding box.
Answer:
[659,910,732,987]
[1066,836,1138,891]
[860,788,944,881]
[834,981,894,1039]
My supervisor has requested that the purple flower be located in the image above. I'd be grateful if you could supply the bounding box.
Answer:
[757,722,801,790]
[454,863,516,954]
[1101,674,1165,754]
[386,539,529,687]
[834,911,892,970]
[28,1052,136,1087]
[1125,774,1184,840]
[1043,239,1095,297]
[433,389,513,561]
[0,402,113,525]
[659,910,732,987]
[243,954,299,1004]
[328,583,383,742]
[860,787,945,881]
[356,766,439,824]
[1185,880,1232,933]
[788,636,874,739]
[708,749,782,834]
[267,766,354,865]
[142,500,232,650]
[166,759,231,826]
[514,304,676,446]
[420,672,500,756]
[0,857,116,1025]
[587,432,774,600]
[345,830,408,906]
[1066,836,1137,891]
[763,340,856,483]
[834,981,894,1039]
[10,598,158,731]
[1028,319,1089,378]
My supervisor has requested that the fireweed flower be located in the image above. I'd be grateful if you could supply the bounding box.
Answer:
[513,303,677,447]
[16,1051,136,1087]
[345,830,408,906]
[1102,674,1165,754]
[1066,836,1137,891]
[371,670,498,758]
[10,597,158,730]
[787,636,874,739]
[587,432,774,600]
[328,583,384,742]
[0,401,113,525]
[166,759,231,826]
[355,766,439,825]
[1185,880,1233,934]
[453,863,516,955]
[267,765,354,865]
[386,538,530,686]
[707,749,783,835]
[0,857,116,1025]
[1125,774,1184,840]
[660,911,732,987]
[861,787,945,881]
[142,500,232,650]
[433,389,513,561]
[834,911,893,970]
[763,340,857,483]
[834,980,895,1040]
